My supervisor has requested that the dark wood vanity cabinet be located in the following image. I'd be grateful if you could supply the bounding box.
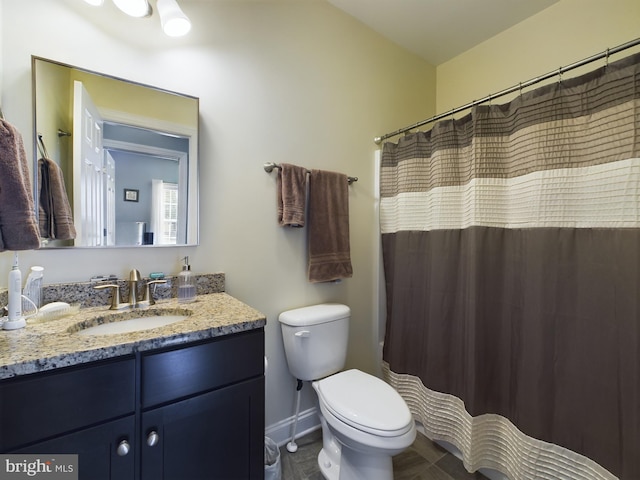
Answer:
[0,328,265,480]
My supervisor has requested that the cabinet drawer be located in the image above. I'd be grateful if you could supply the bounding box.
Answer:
[141,329,264,408]
[0,357,135,451]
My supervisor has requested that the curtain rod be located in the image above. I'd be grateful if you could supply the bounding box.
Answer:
[374,37,640,145]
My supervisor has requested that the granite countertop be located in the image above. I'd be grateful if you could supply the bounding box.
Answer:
[0,292,266,379]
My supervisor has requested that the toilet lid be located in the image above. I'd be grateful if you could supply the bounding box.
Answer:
[316,369,413,436]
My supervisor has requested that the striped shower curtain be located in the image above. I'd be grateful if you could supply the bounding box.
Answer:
[380,52,640,480]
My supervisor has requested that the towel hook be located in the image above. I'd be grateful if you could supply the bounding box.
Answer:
[37,133,50,159]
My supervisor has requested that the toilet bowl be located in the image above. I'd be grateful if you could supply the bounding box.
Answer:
[278,304,416,480]
[312,369,416,480]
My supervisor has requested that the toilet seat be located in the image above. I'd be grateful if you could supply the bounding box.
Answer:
[315,369,413,437]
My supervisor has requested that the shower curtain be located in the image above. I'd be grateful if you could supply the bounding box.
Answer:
[380,52,640,480]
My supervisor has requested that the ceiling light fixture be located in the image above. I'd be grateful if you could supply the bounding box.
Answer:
[111,0,152,18]
[81,0,191,37]
[157,0,192,37]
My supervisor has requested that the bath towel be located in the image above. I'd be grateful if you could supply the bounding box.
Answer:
[307,169,353,283]
[277,163,308,227]
[0,119,41,251]
[38,157,76,240]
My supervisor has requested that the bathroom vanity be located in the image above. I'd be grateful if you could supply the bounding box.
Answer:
[0,292,266,480]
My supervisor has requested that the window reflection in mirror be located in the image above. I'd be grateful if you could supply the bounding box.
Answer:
[32,56,199,248]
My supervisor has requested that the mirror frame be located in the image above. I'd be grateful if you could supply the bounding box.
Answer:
[31,56,199,248]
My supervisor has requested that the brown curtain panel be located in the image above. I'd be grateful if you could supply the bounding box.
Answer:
[380,52,640,480]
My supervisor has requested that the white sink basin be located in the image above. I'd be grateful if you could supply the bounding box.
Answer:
[77,315,189,336]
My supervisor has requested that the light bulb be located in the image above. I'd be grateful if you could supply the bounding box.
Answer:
[163,17,191,37]
[112,0,152,18]
[157,0,192,37]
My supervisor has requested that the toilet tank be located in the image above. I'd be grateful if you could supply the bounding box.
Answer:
[278,304,350,381]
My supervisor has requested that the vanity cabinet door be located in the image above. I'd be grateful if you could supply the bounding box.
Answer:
[14,415,135,480]
[141,376,264,480]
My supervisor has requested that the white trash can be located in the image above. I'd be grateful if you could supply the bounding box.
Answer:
[264,437,282,480]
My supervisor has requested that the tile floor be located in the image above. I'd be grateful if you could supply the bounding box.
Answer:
[279,428,487,480]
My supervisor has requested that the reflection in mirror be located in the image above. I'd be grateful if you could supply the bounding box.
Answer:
[32,56,199,248]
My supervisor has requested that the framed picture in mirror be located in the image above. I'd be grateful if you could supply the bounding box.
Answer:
[124,189,139,202]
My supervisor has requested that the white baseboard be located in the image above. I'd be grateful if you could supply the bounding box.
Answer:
[265,407,321,447]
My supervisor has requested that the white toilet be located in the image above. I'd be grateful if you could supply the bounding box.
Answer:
[279,304,416,480]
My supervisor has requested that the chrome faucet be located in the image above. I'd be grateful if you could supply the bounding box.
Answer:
[93,269,167,310]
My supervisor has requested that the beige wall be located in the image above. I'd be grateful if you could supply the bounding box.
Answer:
[436,0,640,114]
[0,0,435,430]
[73,69,197,127]
[34,59,71,168]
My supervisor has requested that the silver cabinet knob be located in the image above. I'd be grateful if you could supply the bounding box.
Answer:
[147,430,160,447]
[117,440,130,456]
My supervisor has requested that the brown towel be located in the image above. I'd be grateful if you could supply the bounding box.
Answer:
[307,169,353,283]
[38,157,76,240]
[277,163,307,227]
[0,120,41,251]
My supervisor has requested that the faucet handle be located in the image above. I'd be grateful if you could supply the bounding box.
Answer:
[94,284,124,310]
[141,280,167,306]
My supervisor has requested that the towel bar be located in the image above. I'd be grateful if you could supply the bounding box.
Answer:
[263,162,358,185]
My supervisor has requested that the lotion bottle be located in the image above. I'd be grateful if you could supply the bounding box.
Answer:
[177,256,196,303]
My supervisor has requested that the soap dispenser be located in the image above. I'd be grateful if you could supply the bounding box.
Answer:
[177,256,196,303]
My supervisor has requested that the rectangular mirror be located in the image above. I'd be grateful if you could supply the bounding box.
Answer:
[32,56,199,248]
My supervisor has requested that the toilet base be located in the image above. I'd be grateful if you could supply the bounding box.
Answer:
[318,413,341,480]
[317,414,395,480]
[318,448,340,480]
[341,448,394,480]
[318,445,394,480]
